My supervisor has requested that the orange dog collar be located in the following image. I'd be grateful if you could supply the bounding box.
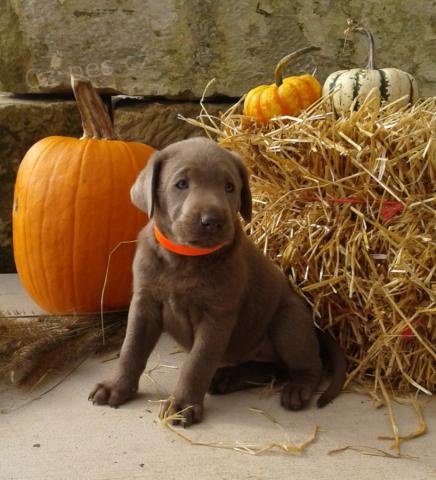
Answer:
[154,224,225,256]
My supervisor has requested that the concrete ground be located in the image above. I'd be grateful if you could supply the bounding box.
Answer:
[1,274,435,480]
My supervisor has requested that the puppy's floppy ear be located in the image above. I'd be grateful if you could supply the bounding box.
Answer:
[130,150,165,218]
[230,152,252,223]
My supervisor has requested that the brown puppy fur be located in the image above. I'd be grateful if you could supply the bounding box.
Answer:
[89,137,346,426]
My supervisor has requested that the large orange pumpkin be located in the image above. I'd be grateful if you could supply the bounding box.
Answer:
[243,46,322,123]
[13,78,154,313]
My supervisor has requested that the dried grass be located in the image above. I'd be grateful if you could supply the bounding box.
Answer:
[158,398,318,456]
[0,310,126,387]
[182,89,435,398]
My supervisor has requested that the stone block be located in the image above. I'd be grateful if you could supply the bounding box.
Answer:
[1,0,434,97]
[113,99,231,149]
[0,96,82,272]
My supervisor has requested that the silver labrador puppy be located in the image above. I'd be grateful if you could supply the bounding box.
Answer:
[89,137,345,426]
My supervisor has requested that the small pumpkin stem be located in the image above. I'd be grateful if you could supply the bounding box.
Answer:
[347,22,376,70]
[71,76,117,140]
[274,46,321,87]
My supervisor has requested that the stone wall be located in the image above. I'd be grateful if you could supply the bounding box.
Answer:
[0,97,82,272]
[1,0,436,97]
[1,0,435,271]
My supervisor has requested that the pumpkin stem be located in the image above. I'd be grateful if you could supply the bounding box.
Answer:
[346,22,376,70]
[274,46,321,87]
[71,76,117,140]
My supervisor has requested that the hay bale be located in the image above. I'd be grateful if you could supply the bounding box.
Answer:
[185,92,436,395]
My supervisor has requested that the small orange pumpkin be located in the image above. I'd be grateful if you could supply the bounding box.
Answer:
[12,77,155,313]
[243,46,322,123]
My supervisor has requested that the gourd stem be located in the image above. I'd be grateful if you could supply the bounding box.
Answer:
[353,25,376,70]
[274,46,321,87]
[71,76,117,140]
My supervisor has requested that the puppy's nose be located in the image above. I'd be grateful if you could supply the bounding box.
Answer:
[200,213,223,231]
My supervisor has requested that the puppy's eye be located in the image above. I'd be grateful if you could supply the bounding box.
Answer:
[225,182,235,193]
[175,179,189,189]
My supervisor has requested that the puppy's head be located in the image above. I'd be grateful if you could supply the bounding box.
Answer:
[131,137,252,248]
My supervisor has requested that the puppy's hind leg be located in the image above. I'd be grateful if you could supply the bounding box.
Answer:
[209,362,282,395]
[269,295,322,411]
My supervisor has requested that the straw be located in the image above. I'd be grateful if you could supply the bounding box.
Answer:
[184,91,435,398]
[0,310,126,388]
[159,398,319,456]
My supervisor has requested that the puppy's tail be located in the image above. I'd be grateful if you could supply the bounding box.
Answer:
[316,329,347,408]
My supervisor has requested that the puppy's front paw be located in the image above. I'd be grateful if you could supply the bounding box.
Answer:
[161,396,203,427]
[88,379,137,407]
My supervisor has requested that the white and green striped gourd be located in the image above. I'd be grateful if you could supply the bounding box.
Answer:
[323,25,418,113]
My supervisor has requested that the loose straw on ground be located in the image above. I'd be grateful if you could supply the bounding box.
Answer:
[158,398,319,456]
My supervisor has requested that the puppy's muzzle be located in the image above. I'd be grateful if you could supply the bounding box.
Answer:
[183,205,232,246]
[200,210,224,234]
